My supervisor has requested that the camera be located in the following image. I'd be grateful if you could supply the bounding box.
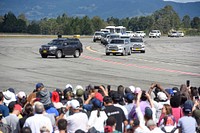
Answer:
[61,107,67,114]
[186,80,190,87]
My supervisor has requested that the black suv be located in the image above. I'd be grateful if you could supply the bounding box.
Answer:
[39,38,83,58]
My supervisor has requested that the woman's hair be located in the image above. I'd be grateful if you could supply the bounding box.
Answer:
[23,103,34,116]
[170,95,181,107]
[163,104,172,115]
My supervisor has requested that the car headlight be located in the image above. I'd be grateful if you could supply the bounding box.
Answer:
[49,46,57,50]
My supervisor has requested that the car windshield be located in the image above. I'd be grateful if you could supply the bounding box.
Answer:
[110,40,124,44]
[48,40,63,45]
[110,35,119,39]
[95,32,102,35]
[130,38,143,42]
[151,30,157,33]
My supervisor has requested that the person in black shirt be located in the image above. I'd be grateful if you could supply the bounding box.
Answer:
[103,96,128,132]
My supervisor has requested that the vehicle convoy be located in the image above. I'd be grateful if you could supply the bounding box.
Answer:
[39,37,83,58]
[130,37,145,53]
[93,31,103,42]
[105,38,132,56]
[149,30,161,38]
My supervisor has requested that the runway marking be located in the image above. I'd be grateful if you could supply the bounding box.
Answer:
[83,46,200,76]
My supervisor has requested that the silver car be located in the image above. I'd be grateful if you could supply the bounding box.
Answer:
[105,38,132,56]
[130,37,145,53]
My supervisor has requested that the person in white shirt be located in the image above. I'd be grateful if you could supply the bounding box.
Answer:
[65,99,88,133]
[23,102,53,133]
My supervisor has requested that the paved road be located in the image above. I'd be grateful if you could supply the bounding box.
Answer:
[0,36,199,94]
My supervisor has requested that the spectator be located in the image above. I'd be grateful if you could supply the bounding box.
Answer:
[65,99,88,133]
[54,119,67,133]
[103,96,128,132]
[16,103,34,132]
[135,91,156,131]
[170,95,183,124]
[16,91,27,108]
[2,90,16,106]
[112,92,128,119]
[87,98,108,132]
[0,92,9,117]
[105,116,121,133]
[158,104,176,127]
[177,100,197,133]
[20,127,32,133]
[23,102,53,133]
[0,110,11,133]
[5,103,22,133]
[123,93,136,120]
[146,119,164,132]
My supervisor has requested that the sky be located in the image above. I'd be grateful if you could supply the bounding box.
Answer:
[164,0,200,2]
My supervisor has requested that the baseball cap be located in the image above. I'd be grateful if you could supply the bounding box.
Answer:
[135,87,141,94]
[125,93,135,101]
[145,107,153,117]
[8,88,15,94]
[157,92,168,101]
[104,126,113,132]
[183,100,194,113]
[36,83,44,90]
[16,91,26,99]
[129,86,136,93]
[14,104,22,113]
[92,98,102,108]
[69,99,80,109]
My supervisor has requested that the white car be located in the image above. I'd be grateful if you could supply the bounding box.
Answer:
[134,31,146,38]
[93,31,103,42]
[130,37,145,53]
[177,31,184,37]
[105,38,132,56]
[149,30,161,38]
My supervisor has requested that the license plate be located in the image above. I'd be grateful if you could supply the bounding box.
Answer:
[43,50,47,53]
[135,48,140,50]
[112,50,116,52]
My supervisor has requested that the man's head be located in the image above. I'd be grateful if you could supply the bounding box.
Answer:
[35,83,44,91]
[146,119,157,131]
[34,102,44,114]
[103,96,113,105]
[57,119,67,131]
[0,92,3,101]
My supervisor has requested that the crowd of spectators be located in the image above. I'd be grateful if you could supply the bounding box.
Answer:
[0,82,199,133]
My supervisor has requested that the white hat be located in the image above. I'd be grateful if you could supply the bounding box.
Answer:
[129,86,135,93]
[135,87,141,94]
[65,84,73,89]
[157,92,168,101]
[53,102,65,109]
[16,91,26,99]
[3,90,16,106]
[69,99,80,109]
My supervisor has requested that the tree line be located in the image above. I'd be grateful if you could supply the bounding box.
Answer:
[0,5,200,35]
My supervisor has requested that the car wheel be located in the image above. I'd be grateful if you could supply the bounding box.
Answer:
[113,53,116,56]
[93,39,96,42]
[55,50,62,58]
[41,54,48,58]
[141,50,145,53]
[74,49,80,58]
[122,50,127,56]
[106,53,110,56]
[128,49,132,55]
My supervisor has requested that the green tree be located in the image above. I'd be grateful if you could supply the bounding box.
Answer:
[191,17,200,29]
[27,21,40,34]
[153,5,180,33]
[91,16,105,31]
[80,16,93,35]
[182,15,191,28]
[2,12,18,32]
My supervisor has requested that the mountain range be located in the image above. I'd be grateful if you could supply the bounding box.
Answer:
[0,0,200,20]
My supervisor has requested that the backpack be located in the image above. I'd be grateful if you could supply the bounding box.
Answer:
[161,126,177,133]
[0,122,12,133]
